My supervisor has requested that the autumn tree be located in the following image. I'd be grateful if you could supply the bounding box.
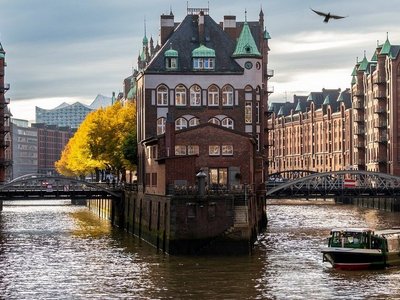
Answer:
[56,101,137,180]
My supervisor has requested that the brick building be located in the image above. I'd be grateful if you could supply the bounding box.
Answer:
[267,88,352,175]
[0,41,12,182]
[32,123,74,175]
[351,35,400,175]
[136,8,272,195]
[127,7,272,254]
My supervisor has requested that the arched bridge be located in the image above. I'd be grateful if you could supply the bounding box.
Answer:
[0,174,122,201]
[265,170,400,199]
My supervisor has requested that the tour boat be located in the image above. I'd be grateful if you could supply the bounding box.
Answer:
[321,228,400,270]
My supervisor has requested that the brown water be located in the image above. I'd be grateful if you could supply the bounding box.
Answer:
[1,200,400,299]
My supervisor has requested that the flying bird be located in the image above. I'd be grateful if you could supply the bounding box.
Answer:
[310,8,347,23]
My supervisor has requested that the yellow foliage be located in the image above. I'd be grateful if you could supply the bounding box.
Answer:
[55,101,137,177]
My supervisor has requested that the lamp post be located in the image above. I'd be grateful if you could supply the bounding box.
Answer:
[196,169,207,197]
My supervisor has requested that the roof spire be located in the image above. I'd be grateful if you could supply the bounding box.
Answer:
[245,8,247,22]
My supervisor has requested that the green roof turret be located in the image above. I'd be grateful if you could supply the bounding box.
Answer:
[351,76,356,85]
[358,52,369,72]
[380,33,391,55]
[0,42,5,59]
[192,44,215,58]
[295,101,302,112]
[165,45,178,57]
[323,95,331,105]
[264,27,271,40]
[232,22,262,58]
[277,106,284,116]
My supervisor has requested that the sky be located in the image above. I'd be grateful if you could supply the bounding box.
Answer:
[1,0,399,121]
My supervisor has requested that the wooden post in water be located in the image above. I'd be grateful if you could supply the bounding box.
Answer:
[0,199,3,211]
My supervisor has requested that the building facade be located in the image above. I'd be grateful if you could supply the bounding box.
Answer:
[267,88,352,175]
[129,7,272,254]
[11,119,38,179]
[32,123,73,175]
[351,36,400,175]
[136,8,272,195]
[0,42,12,183]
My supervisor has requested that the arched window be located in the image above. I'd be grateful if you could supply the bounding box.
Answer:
[245,85,253,101]
[222,85,234,106]
[190,85,201,106]
[189,117,200,127]
[157,85,168,106]
[175,117,188,131]
[208,118,220,125]
[245,102,252,124]
[222,118,234,129]
[157,117,166,135]
[208,85,219,106]
[175,85,187,106]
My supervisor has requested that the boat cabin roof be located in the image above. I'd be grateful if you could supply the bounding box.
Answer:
[375,229,400,237]
[331,228,373,233]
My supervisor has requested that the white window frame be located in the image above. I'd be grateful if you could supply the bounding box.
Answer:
[157,117,166,135]
[209,145,220,156]
[175,85,187,106]
[175,145,187,156]
[208,118,220,125]
[221,118,234,129]
[245,102,252,124]
[222,145,233,156]
[190,85,201,106]
[157,85,168,106]
[175,117,188,131]
[166,57,177,70]
[222,85,234,106]
[187,145,199,155]
[189,117,200,127]
[208,85,219,106]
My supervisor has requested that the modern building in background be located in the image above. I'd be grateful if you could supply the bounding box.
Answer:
[351,35,400,175]
[0,41,12,182]
[11,119,38,179]
[35,94,113,129]
[267,88,352,174]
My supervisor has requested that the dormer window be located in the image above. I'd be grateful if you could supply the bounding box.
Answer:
[192,45,216,70]
[164,46,178,70]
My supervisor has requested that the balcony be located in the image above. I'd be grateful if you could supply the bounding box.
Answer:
[267,85,274,94]
[353,101,364,109]
[374,90,386,99]
[373,74,386,84]
[354,127,365,135]
[374,120,387,128]
[354,140,364,148]
[264,69,274,78]
[374,104,386,114]
[374,135,388,143]
[4,97,10,104]
[354,114,365,122]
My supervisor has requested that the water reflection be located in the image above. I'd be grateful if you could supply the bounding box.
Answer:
[1,201,400,299]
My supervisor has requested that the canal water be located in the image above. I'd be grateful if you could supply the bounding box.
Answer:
[1,200,400,299]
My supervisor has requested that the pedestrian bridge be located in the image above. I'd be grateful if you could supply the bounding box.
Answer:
[265,170,400,199]
[0,174,122,201]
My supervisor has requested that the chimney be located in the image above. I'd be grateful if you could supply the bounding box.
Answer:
[160,13,175,46]
[198,10,205,44]
[223,15,237,40]
[165,113,175,157]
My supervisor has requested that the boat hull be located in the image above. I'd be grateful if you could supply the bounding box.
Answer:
[322,247,385,270]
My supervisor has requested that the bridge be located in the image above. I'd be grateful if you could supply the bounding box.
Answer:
[0,174,122,201]
[265,170,400,199]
